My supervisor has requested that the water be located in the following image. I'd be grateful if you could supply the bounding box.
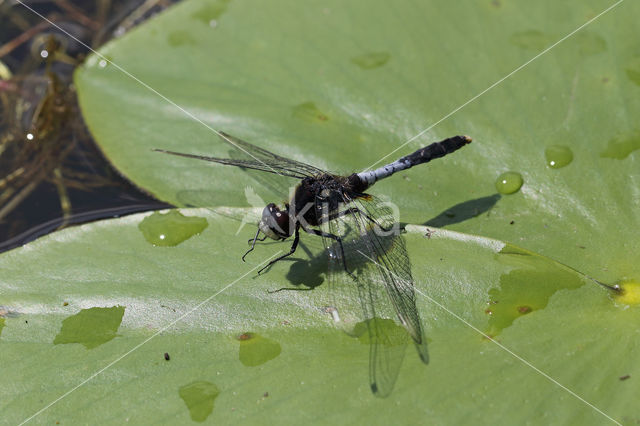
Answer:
[0,0,176,253]
[495,171,523,194]
[545,145,573,169]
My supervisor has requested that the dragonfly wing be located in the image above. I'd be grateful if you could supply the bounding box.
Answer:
[154,149,311,179]
[155,132,325,199]
[348,194,430,364]
[218,132,325,178]
[316,192,426,397]
[349,196,427,340]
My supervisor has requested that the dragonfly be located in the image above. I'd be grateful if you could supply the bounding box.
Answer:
[155,132,471,396]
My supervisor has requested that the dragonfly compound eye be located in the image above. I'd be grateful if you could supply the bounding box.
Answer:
[259,203,291,240]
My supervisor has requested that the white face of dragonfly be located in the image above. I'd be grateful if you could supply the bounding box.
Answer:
[258,203,291,240]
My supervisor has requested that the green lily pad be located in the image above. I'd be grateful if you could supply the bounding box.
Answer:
[1,211,638,424]
[3,0,639,423]
[74,0,639,285]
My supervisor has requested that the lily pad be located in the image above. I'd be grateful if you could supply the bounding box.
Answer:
[1,211,638,424]
[3,0,639,423]
[74,0,639,284]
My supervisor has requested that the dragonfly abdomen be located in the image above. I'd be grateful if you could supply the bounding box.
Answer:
[356,135,472,187]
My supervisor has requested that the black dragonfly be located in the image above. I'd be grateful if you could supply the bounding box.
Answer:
[155,132,471,396]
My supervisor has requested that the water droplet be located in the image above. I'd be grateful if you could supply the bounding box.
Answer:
[98,59,108,68]
[138,210,208,246]
[495,172,523,194]
[545,145,573,168]
[40,50,49,58]
[26,133,34,141]
[209,20,218,28]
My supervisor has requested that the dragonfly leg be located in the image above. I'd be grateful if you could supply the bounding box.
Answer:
[242,229,266,262]
[247,235,268,245]
[301,225,355,280]
[257,225,300,274]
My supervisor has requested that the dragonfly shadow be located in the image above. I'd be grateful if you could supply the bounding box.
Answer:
[262,241,328,291]
[423,193,501,227]
[280,221,372,290]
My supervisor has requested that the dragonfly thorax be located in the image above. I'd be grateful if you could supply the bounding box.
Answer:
[259,203,291,240]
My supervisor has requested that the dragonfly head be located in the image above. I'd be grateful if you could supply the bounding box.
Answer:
[258,203,291,240]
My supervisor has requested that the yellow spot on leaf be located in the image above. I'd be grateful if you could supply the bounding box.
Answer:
[615,281,640,305]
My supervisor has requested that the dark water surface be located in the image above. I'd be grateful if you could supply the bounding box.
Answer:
[0,0,181,252]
